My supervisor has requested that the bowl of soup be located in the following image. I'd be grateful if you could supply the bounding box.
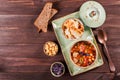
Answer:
[70,40,97,67]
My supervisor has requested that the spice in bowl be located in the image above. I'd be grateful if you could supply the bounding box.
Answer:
[50,62,65,77]
[43,41,58,56]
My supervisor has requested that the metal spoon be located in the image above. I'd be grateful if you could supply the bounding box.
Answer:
[97,29,116,72]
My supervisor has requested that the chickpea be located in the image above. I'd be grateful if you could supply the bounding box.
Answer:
[92,58,95,61]
[88,59,92,62]
[90,53,93,56]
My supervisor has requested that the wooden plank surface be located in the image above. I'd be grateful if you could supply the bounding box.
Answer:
[0,0,120,80]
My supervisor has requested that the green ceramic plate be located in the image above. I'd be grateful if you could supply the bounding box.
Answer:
[79,1,106,28]
[52,11,104,76]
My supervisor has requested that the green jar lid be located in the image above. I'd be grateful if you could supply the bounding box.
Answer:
[79,1,106,28]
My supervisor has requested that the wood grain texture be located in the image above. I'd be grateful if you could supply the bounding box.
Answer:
[0,72,115,80]
[0,0,120,80]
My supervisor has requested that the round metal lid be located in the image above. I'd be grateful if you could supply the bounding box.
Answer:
[79,1,106,28]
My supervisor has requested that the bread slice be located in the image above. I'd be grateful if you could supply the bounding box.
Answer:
[50,9,58,19]
[34,2,53,32]
[41,8,58,32]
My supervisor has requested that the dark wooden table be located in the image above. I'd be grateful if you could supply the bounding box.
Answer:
[0,0,120,80]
